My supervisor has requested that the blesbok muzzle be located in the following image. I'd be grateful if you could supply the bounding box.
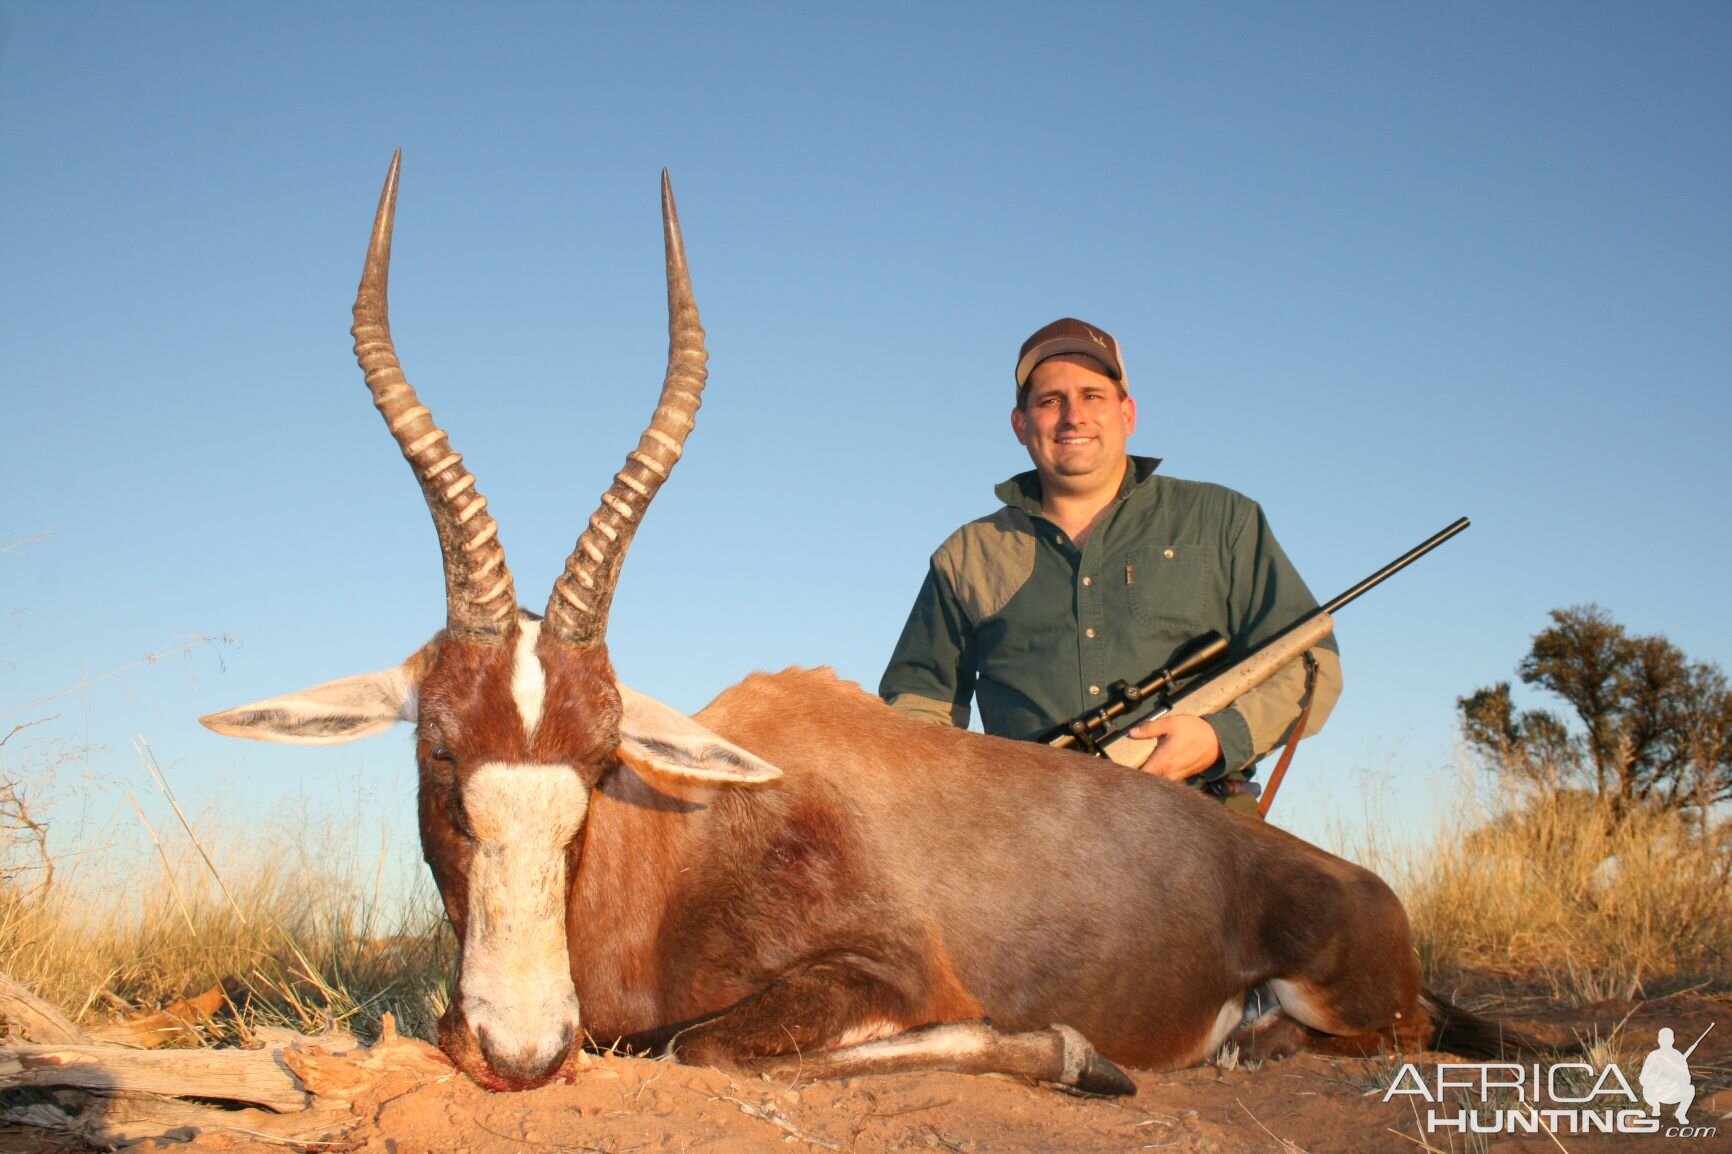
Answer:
[440,760,589,1087]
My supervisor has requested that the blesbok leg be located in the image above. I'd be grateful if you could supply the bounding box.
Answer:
[1265,886,1421,1040]
[752,1020,1135,1096]
[660,963,1135,1095]
[1225,984,1312,1063]
[1229,856,1424,1062]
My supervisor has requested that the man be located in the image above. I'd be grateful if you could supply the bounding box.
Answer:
[879,318,1341,814]
[1640,1028,1697,1125]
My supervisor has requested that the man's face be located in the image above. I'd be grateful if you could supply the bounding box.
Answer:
[1011,354,1136,493]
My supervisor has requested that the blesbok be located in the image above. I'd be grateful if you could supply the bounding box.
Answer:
[203,155,1442,1095]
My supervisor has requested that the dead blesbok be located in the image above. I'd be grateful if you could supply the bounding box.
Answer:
[203,155,1440,1095]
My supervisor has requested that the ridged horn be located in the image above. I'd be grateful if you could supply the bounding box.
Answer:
[544,171,708,649]
[350,152,517,643]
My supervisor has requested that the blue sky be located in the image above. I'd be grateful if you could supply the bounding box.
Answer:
[2,1,1728,862]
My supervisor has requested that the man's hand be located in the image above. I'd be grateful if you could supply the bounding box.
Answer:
[1126,714,1222,780]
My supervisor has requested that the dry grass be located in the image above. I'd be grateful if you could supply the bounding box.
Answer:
[0,792,452,1045]
[1366,787,1732,1004]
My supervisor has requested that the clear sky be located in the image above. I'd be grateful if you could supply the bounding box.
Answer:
[2,1,1728,866]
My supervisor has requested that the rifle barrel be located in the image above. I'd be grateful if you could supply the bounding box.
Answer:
[1041,516,1471,756]
[1320,517,1470,616]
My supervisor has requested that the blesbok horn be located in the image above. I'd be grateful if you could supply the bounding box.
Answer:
[351,152,517,643]
[543,171,708,649]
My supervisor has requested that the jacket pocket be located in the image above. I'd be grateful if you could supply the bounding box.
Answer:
[1123,544,1216,631]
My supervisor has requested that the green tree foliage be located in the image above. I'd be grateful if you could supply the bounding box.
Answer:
[1459,605,1732,813]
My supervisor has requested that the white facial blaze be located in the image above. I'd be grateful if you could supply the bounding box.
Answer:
[460,761,587,1070]
[510,619,548,738]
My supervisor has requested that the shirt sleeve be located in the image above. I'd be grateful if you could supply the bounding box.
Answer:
[879,560,976,728]
[1206,501,1344,776]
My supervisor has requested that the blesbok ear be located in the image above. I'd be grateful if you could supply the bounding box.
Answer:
[200,666,418,745]
[615,684,784,787]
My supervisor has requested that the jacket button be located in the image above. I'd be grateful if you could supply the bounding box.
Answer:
[1163,548,1176,559]
[1082,576,1093,586]
[1085,628,1097,639]
[1089,685,1101,696]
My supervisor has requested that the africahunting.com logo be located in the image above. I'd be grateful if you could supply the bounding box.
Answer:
[1383,1024,1718,1139]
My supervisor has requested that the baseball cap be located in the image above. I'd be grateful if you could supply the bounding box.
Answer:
[1014,318,1127,394]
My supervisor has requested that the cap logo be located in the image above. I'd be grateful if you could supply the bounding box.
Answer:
[1014,317,1126,394]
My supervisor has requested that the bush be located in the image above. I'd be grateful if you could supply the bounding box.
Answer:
[1396,788,1731,1002]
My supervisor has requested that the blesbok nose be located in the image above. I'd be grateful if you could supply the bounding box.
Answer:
[475,1018,578,1087]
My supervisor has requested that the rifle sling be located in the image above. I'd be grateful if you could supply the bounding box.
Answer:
[1256,651,1319,820]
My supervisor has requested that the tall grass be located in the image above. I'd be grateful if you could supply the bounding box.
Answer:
[1366,786,1732,1003]
[0,792,452,1044]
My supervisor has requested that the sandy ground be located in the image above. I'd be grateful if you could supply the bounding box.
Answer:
[5,988,1728,1153]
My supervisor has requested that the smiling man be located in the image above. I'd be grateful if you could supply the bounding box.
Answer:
[879,318,1342,813]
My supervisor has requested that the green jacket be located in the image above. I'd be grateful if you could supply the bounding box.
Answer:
[879,457,1342,779]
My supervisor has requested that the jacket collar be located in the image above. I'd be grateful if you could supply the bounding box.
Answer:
[995,455,1164,515]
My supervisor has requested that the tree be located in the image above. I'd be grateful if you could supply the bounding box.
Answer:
[1458,605,1732,815]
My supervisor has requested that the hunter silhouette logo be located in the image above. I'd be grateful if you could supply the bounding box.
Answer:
[1383,1020,1720,1139]
[1642,1024,1712,1125]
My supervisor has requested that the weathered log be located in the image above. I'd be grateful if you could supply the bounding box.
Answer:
[0,973,90,1045]
[0,1089,350,1148]
[0,1012,452,1147]
[0,1042,309,1112]
[250,1021,360,1051]
[276,1013,451,1103]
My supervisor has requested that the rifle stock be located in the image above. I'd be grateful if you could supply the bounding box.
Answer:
[1168,612,1336,718]
[1099,612,1335,768]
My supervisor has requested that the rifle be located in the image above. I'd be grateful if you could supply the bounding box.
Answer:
[1039,517,1472,778]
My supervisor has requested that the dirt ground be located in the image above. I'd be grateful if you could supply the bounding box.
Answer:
[5,987,1729,1154]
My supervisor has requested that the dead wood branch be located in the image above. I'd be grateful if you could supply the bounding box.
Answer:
[0,973,90,1045]
[0,717,56,752]
[0,758,56,897]
[250,1022,359,1051]
[277,1014,452,1103]
[0,994,454,1148]
[1,1091,347,1149]
[0,1043,310,1112]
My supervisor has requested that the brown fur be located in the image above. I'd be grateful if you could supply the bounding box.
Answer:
[414,630,621,1080]
[442,664,1433,1085]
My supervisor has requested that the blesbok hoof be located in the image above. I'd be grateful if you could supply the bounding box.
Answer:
[1051,1025,1136,1097]
[1074,1051,1137,1096]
